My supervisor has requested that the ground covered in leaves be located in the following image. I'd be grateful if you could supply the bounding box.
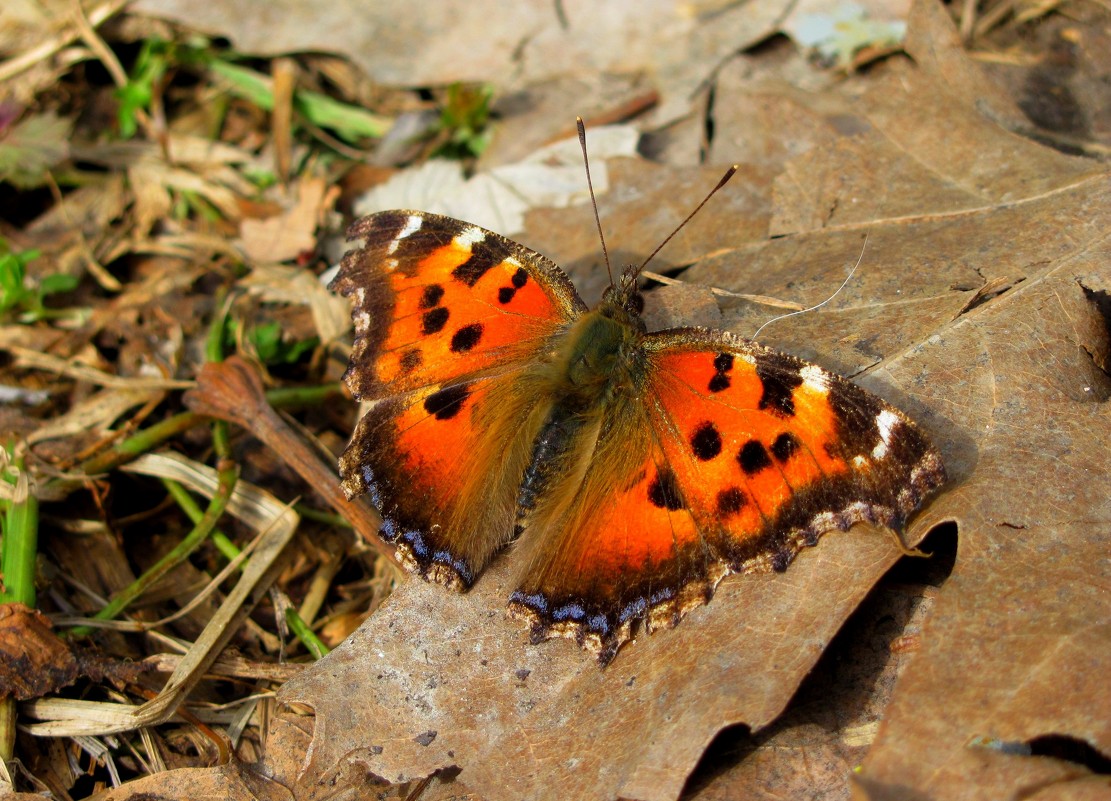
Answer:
[1,1,1109,800]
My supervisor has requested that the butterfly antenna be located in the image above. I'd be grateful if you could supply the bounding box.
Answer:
[636,164,739,277]
[750,236,868,341]
[577,117,614,286]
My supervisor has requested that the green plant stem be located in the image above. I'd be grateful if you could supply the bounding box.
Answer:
[285,607,330,659]
[207,60,389,141]
[1,449,39,763]
[265,382,343,408]
[71,410,203,480]
[212,419,232,460]
[165,475,323,657]
[66,460,239,639]
[293,503,350,528]
[162,478,240,562]
[0,452,38,608]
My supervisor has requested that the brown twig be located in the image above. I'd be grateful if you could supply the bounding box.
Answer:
[183,357,396,564]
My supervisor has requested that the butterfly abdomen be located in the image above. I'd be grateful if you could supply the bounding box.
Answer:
[508,304,654,573]
[516,406,579,532]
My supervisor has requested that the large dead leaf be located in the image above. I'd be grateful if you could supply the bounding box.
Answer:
[847,14,1111,791]
[266,175,1107,800]
[855,225,1111,801]
[260,9,1107,801]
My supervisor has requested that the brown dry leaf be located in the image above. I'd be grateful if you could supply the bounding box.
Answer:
[237,176,338,264]
[478,74,660,168]
[83,762,310,801]
[838,17,1111,792]
[0,604,80,700]
[26,388,163,445]
[854,219,1111,801]
[70,134,256,231]
[0,604,150,701]
[521,157,778,306]
[684,577,943,799]
[269,528,910,801]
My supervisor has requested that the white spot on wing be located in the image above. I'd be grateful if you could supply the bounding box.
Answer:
[876,409,898,443]
[455,226,485,249]
[387,214,423,254]
[844,501,870,520]
[800,365,829,394]
[872,409,900,460]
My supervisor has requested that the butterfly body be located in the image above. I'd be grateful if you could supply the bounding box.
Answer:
[334,209,945,664]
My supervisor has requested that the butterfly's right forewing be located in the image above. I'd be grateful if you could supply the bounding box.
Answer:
[332,211,586,587]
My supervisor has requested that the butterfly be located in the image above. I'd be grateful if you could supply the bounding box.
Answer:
[332,152,945,666]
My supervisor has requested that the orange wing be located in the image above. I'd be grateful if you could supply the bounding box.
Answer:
[333,211,585,401]
[332,211,586,585]
[509,329,945,663]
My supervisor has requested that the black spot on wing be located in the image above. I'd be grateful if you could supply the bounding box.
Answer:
[690,421,723,461]
[400,348,422,373]
[771,432,799,463]
[421,306,450,335]
[419,284,444,309]
[708,374,730,393]
[738,440,772,475]
[450,323,483,353]
[716,487,747,517]
[756,360,802,417]
[423,383,471,420]
[647,469,685,510]
[708,352,734,393]
[497,267,531,304]
[451,238,512,287]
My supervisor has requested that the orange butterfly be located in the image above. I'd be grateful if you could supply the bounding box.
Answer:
[332,137,944,665]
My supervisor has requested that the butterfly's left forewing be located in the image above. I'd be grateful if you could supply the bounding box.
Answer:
[643,331,945,566]
[333,211,587,586]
